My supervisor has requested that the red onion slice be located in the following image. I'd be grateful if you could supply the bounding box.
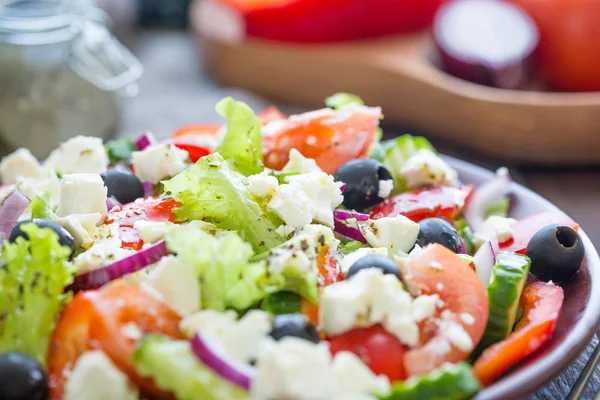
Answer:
[334,217,367,243]
[135,132,157,151]
[0,190,30,242]
[464,168,511,232]
[474,236,499,287]
[66,240,170,292]
[143,182,154,198]
[106,197,122,211]
[191,333,255,391]
[333,210,369,222]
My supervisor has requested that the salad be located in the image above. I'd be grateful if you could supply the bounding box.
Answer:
[0,94,585,400]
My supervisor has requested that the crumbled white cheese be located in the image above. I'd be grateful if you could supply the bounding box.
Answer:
[429,260,443,270]
[460,313,475,326]
[142,255,201,317]
[360,216,419,255]
[133,219,173,244]
[73,240,135,275]
[64,351,138,400]
[247,172,279,197]
[320,268,419,347]
[132,144,188,184]
[57,213,103,248]
[0,148,44,184]
[332,351,391,399]
[400,149,459,188]
[181,309,271,363]
[275,224,296,237]
[267,183,316,229]
[300,224,339,253]
[339,247,388,274]
[474,216,517,246]
[437,282,444,291]
[411,294,439,322]
[120,322,143,340]
[45,136,108,175]
[57,174,107,217]
[267,234,318,275]
[438,312,474,352]
[281,148,322,174]
[377,179,394,199]
[285,171,343,228]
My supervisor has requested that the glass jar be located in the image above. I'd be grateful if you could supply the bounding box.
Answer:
[0,0,142,158]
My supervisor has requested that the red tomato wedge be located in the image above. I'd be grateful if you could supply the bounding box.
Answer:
[473,281,564,385]
[370,185,474,223]
[173,143,212,163]
[403,244,488,376]
[262,108,380,174]
[329,325,409,382]
[107,197,180,250]
[316,247,343,287]
[48,292,99,400]
[258,106,287,124]
[500,211,579,254]
[173,124,221,139]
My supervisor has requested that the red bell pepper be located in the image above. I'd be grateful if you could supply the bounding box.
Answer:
[199,0,445,43]
[473,281,564,386]
[500,211,579,254]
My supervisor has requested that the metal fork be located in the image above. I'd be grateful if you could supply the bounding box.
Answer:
[567,334,600,400]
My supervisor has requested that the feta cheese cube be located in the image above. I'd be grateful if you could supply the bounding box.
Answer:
[400,149,459,188]
[411,294,439,322]
[332,352,391,399]
[57,174,107,217]
[142,255,201,317]
[16,171,61,208]
[133,219,173,244]
[300,224,340,253]
[281,148,322,174]
[377,179,394,199]
[0,148,44,184]
[285,172,343,228]
[64,351,138,400]
[57,213,103,248]
[340,247,388,274]
[474,215,517,246]
[251,338,337,400]
[45,136,108,175]
[267,183,315,229]
[267,234,318,275]
[132,144,188,184]
[360,216,419,255]
[247,172,279,197]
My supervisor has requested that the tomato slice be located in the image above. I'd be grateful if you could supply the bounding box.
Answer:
[301,298,320,327]
[89,282,184,395]
[48,292,100,400]
[403,244,488,377]
[262,108,380,174]
[173,143,212,163]
[473,281,564,385]
[500,211,579,254]
[370,185,474,223]
[258,106,287,124]
[173,124,221,139]
[329,325,408,382]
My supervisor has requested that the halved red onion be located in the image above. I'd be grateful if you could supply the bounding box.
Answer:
[333,209,369,222]
[334,217,367,243]
[191,333,255,391]
[135,132,157,151]
[464,168,511,232]
[0,190,30,242]
[106,197,122,211]
[66,240,170,292]
[433,0,539,89]
[474,236,499,287]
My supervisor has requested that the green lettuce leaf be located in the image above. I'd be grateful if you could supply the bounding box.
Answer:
[106,138,136,166]
[325,92,365,109]
[0,223,74,364]
[214,97,264,176]
[166,224,285,312]
[30,192,55,220]
[162,153,284,253]
[485,197,511,218]
[338,240,366,255]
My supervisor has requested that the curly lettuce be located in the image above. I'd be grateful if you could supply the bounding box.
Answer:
[162,153,284,253]
[0,223,74,364]
[214,97,264,176]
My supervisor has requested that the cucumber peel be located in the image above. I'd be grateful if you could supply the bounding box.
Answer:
[380,362,480,400]
[133,335,249,400]
[479,251,531,351]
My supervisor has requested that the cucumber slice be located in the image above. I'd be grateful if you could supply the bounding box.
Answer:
[380,362,480,400]
[479,251,531,350]
[372,134,437,193]
[133,335,249,400]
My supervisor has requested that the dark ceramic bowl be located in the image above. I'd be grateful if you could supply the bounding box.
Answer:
[446,156,600,400]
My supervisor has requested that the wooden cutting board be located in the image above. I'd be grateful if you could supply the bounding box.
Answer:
[192,4,600,166]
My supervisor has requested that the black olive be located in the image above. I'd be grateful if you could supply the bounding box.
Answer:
[527,224,585,282]
[270,314,320,344]
[334,159,393,211]
[9,219,75,255]
[346,254,402,280]
[0,352,48,400]
[100,169,145,204]
[416,218,462,253]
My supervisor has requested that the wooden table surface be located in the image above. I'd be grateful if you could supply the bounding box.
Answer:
[120,29,600,399]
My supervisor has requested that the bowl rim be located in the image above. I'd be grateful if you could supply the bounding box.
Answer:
[445,155,600,400]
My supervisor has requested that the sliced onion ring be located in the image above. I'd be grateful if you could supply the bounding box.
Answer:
[464,168,511,232]
[191,332,255,391]
[66,240,170,292]
[106,197,122,211]
[333,210,369,222]
[473,236,499,287]
[334,217,367,243]
[135,132,157,151]
[0,190,30,242]
[143,182,154,198]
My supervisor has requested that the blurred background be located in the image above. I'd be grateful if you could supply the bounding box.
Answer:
[0,0,600,242]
